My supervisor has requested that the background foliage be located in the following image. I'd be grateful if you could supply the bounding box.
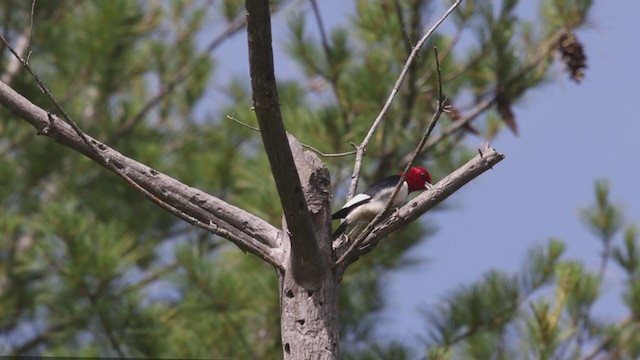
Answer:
[3,0,636,359]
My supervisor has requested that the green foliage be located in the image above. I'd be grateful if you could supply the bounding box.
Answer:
[420,180,639,359]
[344,340,415,360]
[0,0,608,358]
[541,0,594,28]
[581,180,623,243]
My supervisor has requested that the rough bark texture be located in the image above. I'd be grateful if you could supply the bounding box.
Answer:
[246,0,324,287]
[244,0,340,344]
[280,135,337,360]
[279,266,340,360]
[287,134,334,262]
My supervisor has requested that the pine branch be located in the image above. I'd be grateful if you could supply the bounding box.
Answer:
[407,27,570,160]
[0,80,282,268]
[108,7,257,143]
[11,315,84,355]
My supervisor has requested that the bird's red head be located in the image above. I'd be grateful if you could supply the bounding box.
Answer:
[403,166,432,192]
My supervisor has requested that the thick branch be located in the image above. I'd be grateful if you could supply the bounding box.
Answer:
[245,1,324,285]
[0,80,282,267]
[337,147,505,268]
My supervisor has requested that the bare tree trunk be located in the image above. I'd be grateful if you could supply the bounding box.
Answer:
[279,267,340,360]
[278,135,339,359]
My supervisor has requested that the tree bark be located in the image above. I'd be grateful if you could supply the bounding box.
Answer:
[246,0,324,288]
[279,135,338,360]
[279,266,340,360]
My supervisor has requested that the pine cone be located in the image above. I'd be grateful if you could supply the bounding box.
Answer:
[558,32,587,83]
[443,98,480,135]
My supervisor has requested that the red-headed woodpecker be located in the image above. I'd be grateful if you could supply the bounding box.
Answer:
[332,166,432,239]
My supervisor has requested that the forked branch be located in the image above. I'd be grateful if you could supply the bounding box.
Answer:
[245,0,324,286]
[346,0,462,201]
[336,47,447,263]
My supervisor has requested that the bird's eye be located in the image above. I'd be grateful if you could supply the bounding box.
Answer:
[421,173,427,180]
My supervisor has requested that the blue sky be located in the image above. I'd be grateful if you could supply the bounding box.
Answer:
[377,0,640,348]
[210,0,640,351]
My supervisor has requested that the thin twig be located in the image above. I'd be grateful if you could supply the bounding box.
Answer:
[422,98,494,153]
[336,47,447,267]
[226,114,356,158]
[413,27,569,157]
[300,143,357,158]
[227,114,260,131]
[416,24,466,90]
[346,0,462,201]
[309,0,350,125]
[310,0,331,62]
[0,34,106,164]
[26,0,36,62]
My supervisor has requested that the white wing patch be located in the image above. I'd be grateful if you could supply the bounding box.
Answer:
[343,182,409,225]
[341,193,372,209]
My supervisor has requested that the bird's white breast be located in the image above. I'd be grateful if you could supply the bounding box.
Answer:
[344,182,409,224]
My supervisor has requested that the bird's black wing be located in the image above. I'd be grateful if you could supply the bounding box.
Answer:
[362,175,401,198]
[332,197,369,219]
[331,175,401,219]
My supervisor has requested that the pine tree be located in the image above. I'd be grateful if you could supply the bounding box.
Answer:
[3,1,630,359]
[414,180,639,360]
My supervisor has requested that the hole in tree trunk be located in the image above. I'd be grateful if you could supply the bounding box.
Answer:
[296,319,305,326]
[284,343,290,354]
[307,290,314,297]
[285,289,294,298]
